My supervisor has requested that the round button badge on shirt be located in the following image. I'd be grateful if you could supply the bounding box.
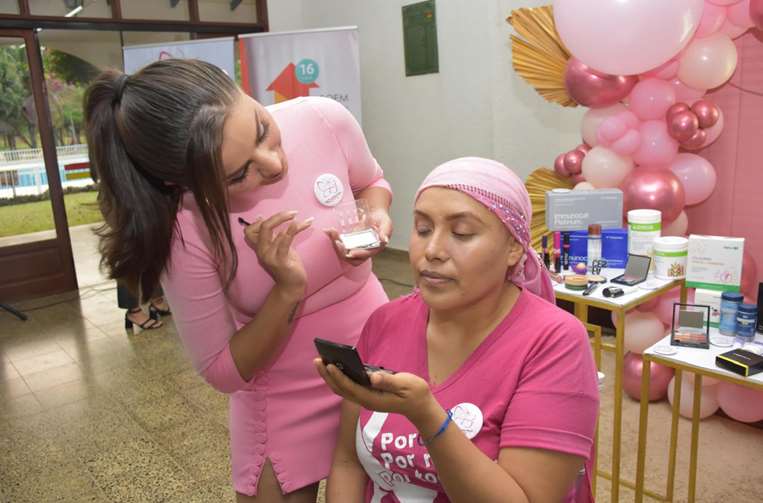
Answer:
[314,173,344,207]
[450,402,484,440]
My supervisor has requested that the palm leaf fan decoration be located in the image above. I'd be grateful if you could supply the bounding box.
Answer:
[525,167,574,251]
[507,6,576,107]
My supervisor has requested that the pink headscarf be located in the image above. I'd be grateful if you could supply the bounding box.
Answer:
[415,157,555,303]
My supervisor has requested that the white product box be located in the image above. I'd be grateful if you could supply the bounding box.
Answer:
[686,235,744,291]
[694,288,723,328]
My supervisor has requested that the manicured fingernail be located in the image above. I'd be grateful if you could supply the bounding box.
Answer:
[237,217,250,226]
[304,217,315,225]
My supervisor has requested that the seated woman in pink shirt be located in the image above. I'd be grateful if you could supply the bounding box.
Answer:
[316,157,599,502]
[84,59,392,502]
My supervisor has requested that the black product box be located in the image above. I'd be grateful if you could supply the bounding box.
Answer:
[716,349,763,377]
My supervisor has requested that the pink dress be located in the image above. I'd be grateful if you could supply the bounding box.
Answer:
[355,289,600,502]
[161,97,391,496]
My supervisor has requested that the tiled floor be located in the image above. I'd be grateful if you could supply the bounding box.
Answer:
[1,247,762,502]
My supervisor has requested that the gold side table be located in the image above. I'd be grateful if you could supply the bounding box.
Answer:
[554,271,686,502]
[635,333,763,503]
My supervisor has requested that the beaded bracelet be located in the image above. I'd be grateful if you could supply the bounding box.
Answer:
[417,409,453,446]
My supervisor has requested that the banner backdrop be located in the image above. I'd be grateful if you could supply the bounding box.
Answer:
[239,27,362,121]
[123,37,235,77]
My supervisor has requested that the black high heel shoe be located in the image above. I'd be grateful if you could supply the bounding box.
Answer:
[148,301,171,318]
[125,308,163,330]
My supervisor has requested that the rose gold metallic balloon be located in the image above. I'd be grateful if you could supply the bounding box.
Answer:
[666,102,691,119]
[563,149,585,175]
[681,128,708,150]
[667,110,700,142]
[554,153,570,177]
[691,99,721,129]
[565,58,639,108]
[622,169,686,222]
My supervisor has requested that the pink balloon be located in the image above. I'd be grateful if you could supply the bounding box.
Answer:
[622,168,686,222]
[667,110,700,143]
[667,378,720,419]
[633,120,680,166]
[622,352,674,401]
[662,210,689,236]
[727,0,754,28]
[611,129,643,156]
[701,109,725,147]
[695,2,728,37]
[740,250,759,297]
[564,150,585,175]
[641,59,680,80]
[565,58,638,108]
[597,116,628,144]
[581,104,629,146]
[679,33,739,90]
[571,174,587,185]
[668,78,706,104]
[629,78,677,120]
[553,0,704,75]
[624,311,667,353]
[753,0,763,30]
[670,153,718,205]
[617,110,640,129]
[554,153,570,177]
[681,129,708,151]
[691,99,721,129]
[717,382,763,422]
[582,146,634,188]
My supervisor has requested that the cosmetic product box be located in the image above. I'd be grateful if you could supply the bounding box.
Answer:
[686,235,744,291]
[545,188,623,231]
[716,348,763,377]
[694,288,723,328]
[568,228,629,269]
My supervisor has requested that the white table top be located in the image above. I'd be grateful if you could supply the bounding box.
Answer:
[553,268,681,308]
[644,330,763,387]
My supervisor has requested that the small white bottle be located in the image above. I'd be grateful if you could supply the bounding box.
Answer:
[587,224,602,270]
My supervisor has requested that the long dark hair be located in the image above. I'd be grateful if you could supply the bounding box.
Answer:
[84,59,239,300]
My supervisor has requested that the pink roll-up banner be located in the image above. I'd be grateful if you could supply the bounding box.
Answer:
[687,31,763,291]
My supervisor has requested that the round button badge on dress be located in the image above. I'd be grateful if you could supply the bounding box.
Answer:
[314,173,344,207]
[450,402,484,440]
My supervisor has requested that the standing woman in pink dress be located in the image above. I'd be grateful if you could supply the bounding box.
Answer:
[84,59,393,502]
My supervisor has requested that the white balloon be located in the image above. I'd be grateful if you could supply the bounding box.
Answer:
[581,146,634,188]
[678,33,738,90]
[574,182,595,191]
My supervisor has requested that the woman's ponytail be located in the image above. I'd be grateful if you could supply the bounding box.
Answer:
[85,71,180,300]
[84,60,239,300]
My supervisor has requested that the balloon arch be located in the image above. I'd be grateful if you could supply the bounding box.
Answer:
[510,0,763,422]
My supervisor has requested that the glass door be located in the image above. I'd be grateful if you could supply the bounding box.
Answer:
[0,29,77,301]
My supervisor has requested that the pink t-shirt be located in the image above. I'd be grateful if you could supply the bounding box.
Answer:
[356,289,599,502]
